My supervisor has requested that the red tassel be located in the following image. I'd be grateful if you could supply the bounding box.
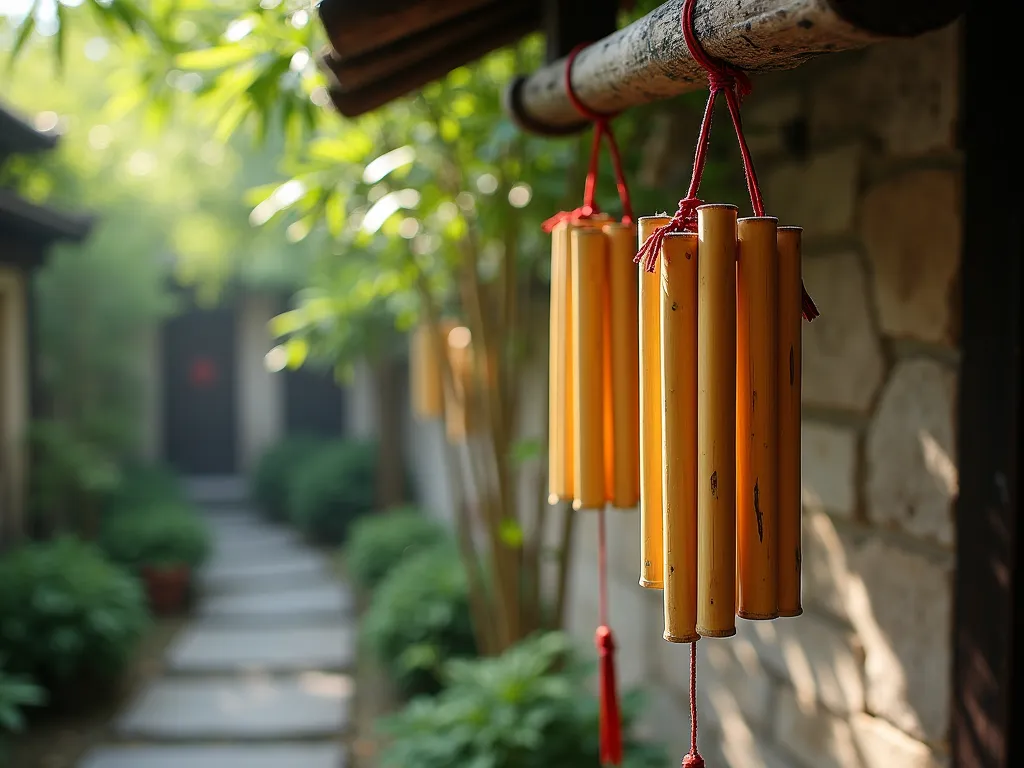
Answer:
[682,753,706,768]
[595,625,623,766]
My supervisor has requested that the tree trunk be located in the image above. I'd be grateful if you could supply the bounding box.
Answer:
[372,356,406,510]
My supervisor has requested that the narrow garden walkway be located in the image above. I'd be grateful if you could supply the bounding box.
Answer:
[78,493,354,768]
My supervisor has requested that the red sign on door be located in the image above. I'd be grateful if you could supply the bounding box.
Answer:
[189,357,217,388]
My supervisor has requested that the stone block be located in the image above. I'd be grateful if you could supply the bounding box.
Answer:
[764,145,861,237]
[657,632,774,734]
[801,422,858,518]
[735,611,865,716]
[802,251,886,412]
[80,745,345,768]
[851,712,946,768]
[801,508,854,621]
[743,89,803,157]
[847,537,952,743]
[866,360,957,545]
[861,170,961,345]
[199,582,354,625]
[201,552,332,593]
[810,28,959,157]
[167,624,355,674]
[773,685,859,768]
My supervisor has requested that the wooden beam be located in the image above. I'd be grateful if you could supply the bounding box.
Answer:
[952,1,1022,766]
[504,0,963,133]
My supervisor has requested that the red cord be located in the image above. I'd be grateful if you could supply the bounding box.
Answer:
[680,643,705,768]
[542,44,635,232]
[634,0,819,322]
[595,508,623,766]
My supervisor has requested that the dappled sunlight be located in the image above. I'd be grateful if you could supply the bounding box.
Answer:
[298,671,354,700]
[919,428,959,497]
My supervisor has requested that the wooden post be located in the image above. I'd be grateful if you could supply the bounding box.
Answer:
[696,204,737,638]
[604,222,640,509]
[776,226,803,617]
[503,0,963,133]
[571,227,608,510]
[661,232,700,643]
[736,217,779,621]
[639,215,670,588]
[548,221,574,503]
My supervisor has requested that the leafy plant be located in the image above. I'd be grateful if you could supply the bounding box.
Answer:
[106,461,185,515]
[0,538,148,696]
[381,632,665,768]
[362,544,477,698]
[289,438,377,544]
[100,503,211,570]
[250,434,325,522]
[344,506,450,592]
[0,661,46,735]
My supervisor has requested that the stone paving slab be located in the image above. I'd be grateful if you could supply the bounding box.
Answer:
[167,625,355,674]
[199,583,353,624]
[80,744,345,768]
[213,529,302,553]
[115,674,353,741]
[201,552,331,592]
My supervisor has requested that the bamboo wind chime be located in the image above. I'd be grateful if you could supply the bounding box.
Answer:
[544,44,641,767]
[628,1,819,765]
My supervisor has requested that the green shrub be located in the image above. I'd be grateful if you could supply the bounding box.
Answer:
[100,503,211,570]
[107,461,184,514]
[381,632,665,768]
[345,506,449,592]
[0,660,45,735]
[250,434,325,521]
[289,439,377,544]
[362,544,476,697]
[0,539,148,696]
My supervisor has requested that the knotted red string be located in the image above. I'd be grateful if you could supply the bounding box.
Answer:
[635,0,819,322]
[542,44,634,232]
[595,508,623,766]
[681,642,705,768]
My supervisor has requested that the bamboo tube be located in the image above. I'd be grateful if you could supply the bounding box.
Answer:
[661,232,700,643]
[603,222,640,509]
[638,215,670,588]
[736,217,780,621]
[548,221,573,504]
[695,204,738,638]
[445,325,473,442]
[571,227,608,510]
[777,226,804,617]
[411,322,442,418]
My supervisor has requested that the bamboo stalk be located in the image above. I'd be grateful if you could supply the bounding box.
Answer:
[548,221,573,503]
[639,215,670,588]
[661,232,700,643]
[695,204,738,639]
[736,217,780,621]
[777,226,804,617]
[445,325,474,442]
[571,227,608,511]
[604,222,641,509]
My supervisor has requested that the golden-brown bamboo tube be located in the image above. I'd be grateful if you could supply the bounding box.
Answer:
[548,221,573,504]
[411,322,443,418]
[661,232,700,643]
[638,215,670,588]
[445,325,473,442]
[571,227,608,510]
[603,222,640,509]
[736,216,780,621]
[695,204,738,638]
[776,226,803,617]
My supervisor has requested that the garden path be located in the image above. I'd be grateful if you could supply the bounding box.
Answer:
[77,486,354,768]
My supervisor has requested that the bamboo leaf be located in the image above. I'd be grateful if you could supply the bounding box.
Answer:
[7,10,36,67]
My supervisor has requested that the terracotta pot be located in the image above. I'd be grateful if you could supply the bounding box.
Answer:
[140,564,191,616]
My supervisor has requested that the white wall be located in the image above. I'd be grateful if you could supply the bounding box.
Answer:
[237,292,283,471]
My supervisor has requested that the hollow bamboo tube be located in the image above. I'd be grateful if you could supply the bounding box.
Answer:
[696,204,738,638]
[661,232,700,643]
[603,222,641,509]
[736,217,780,620]
[445,325,473,442]
[776,226,804,617]
[571,227,608,510]
[638,215,670,588]
[548,221,573,504]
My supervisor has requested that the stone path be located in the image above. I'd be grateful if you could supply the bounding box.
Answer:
[79,506,353,768]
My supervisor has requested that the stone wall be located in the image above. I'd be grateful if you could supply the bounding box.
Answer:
[561,26,960,768]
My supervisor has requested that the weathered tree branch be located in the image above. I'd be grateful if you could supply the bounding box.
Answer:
[504,0,962,134]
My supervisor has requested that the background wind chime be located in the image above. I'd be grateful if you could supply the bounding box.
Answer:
[630,1,819,765]
[544,43,640,768]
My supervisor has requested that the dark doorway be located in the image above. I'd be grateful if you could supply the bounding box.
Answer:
[162,302,238,475]
[284,364,346,438]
